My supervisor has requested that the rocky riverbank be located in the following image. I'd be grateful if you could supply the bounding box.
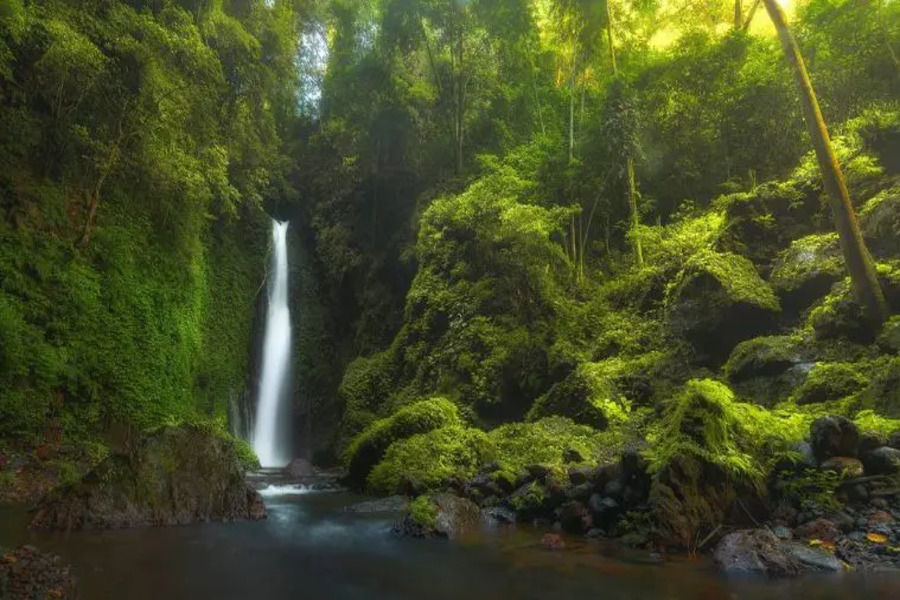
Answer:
[0,545,78,599]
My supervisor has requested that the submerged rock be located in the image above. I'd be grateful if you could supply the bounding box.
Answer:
[29,425,265,530]
[0,545,78,599]
[713,529,843,577]
[344,495,409,513]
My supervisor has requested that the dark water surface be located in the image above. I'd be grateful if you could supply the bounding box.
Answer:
[2,489,900,600]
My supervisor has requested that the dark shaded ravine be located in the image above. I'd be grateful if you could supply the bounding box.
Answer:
[2,489,900,600]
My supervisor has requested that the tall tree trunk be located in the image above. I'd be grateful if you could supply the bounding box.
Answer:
[606,0,643,267]
[734,0,742,31]
[569,44,577,163]
[528,52,546,136]
[742,0,762,32]
[763,0,889,323]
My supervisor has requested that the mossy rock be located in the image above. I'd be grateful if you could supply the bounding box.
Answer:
[716,181,822,268]
[856,357,900,419]
[488,417,624,476]
[367,425,495,495]
[769,234,844,315]
[335,350,398,454]
[859,188,900,259]
[666,251,781,362]
[29,425,264,530]
[344,397,460,488]
[791,363,868,406]
[392,493,482,539]
[723,336,813,407]
[877,316,900,354]
[807,263,900,343]
[528,355,662,428]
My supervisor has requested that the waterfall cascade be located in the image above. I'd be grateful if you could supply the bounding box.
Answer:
[253,220,293,468]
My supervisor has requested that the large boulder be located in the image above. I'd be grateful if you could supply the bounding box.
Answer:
[810,416,860,462]
[343,397,460,489]
[769,234,844,315]
[391,493,482,540]
[29,425,265,530]
[714,529,843,577]
[859,187,900,259]
[723,336,812,406]
[667,251,781,362]
[861,446,900,476]
[791,363,867,406]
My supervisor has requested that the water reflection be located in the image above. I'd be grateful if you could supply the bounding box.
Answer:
[2,493,899,600]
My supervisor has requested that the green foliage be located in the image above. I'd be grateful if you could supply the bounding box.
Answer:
[529,354,662,427]
[646,379,811,484]
[791,362,867,406]
[367,425,495,495]
[488,416,624,474]
[344,397,460,486]
[408,495,438,530]
[770,234,843,294]
[779,467,842,512]
[668,250,780,313]
[723,335,803,383]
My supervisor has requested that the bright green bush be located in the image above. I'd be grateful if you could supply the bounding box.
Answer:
[344,397,461,487]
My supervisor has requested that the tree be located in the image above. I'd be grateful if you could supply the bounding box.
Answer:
[762,0,889,323]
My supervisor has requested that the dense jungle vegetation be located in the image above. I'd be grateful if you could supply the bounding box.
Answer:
[2,0,900,559]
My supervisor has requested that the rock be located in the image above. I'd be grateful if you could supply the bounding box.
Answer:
[507,481,552,522]
[862,446,900,475]
[771,525,793,540]
[603,478,624,501]
[392,493,481,540]
[565,483,594,502]
[820,457,864,478]
[462,473,502,503]
[588,494,619,520]
[541,533,565,550]
[563,447,585,464]
[888,431,900,450]
[555,500,592,534]
[723,336,809,406]
[482,505,516,526]
[525,464,551,480]
[859,187,900,259]
[876,316,900,354]
[29,425,266,530]
[795,517,839,542]
[713,529,843,577]
[868,510,894,527]
[567,465,595,486]
[827,511,855,533]
[810,416,860,461]
[0,545,78,599]
[285,458,315,478]
[713,530,799,577]
[780,542,844,572]
[859,431,887,457]
[792,363,867,406]
[586,528,606,539]
[344,495,409,513]
[769,234,843,314]
[666,251,781,362]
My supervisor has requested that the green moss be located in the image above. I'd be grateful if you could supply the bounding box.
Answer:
[670,250,780,312]
[855,356,900,418]
[366,426,495,495]
[344,397,460,487]
[770,233,843,300]
[646,379,812,484]
[791,362,867,405]
[408,495,438,530]
[336,350,397,453]
[723,335,804,382]
[488,416,626,475]
[509,480,547,513]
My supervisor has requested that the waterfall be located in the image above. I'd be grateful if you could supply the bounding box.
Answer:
[253,219,293,468]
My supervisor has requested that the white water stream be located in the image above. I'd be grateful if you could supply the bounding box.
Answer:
[253,220,292,467]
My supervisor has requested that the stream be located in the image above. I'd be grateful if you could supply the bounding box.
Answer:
[3,486,900,599]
